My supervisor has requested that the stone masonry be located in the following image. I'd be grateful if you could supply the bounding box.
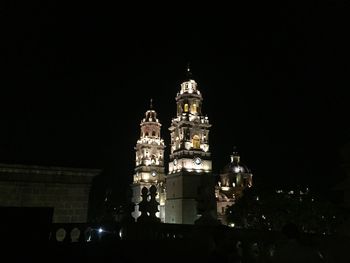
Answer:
[0,163,100,223]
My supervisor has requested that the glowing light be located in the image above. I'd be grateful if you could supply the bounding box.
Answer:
[228,223,235,228]
[222,187,230,191]
[184,104,189,112]
[98,228,103,233]
[233,166,242,173]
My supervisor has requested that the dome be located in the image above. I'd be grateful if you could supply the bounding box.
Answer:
[226,163,250,174]
[222,150,251,174]
[142,99,159,123]
[221,162,251,174]
[144,110,158,123]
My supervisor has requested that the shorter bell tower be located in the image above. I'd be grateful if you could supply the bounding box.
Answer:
[131,100,166,222]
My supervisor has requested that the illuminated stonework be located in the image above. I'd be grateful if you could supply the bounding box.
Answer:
[165,67,213,224]
[130,68,254,225]
[131,102,166,222]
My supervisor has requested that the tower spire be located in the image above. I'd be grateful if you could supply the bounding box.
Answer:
[233,146,238,154]
[150,98,153,109]
[186,62,192,80]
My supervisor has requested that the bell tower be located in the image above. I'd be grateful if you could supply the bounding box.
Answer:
[165,66,212,224]
[131,100,166,222]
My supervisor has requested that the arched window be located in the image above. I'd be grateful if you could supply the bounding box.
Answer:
[184,103,189,112]
[191,103,197,113]
[192,135,200,149]
[151,154,156,164]
[152,131,156,137]
[145,132,149,137]
[178,104,182,114]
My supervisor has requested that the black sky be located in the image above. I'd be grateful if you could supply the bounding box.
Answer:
[0,1,349,202]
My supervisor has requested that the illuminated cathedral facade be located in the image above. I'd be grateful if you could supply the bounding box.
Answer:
[131,67,253,224]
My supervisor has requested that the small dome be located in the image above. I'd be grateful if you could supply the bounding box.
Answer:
[222,150,251,174]
[144,110,158,123]
[222,163,251,174]
[227,163,250,174]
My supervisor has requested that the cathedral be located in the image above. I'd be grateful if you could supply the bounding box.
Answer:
[131,67,253,225]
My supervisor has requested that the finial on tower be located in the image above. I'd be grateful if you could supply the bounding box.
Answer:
[233,146,238,154]
[231,146,240,163]
[150,98,153,109]
[186,62,193,80]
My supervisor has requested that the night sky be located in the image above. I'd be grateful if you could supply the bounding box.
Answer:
[0,1,349,203]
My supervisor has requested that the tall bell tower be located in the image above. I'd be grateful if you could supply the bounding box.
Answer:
[131,100,166,222]
[165,66,212,224]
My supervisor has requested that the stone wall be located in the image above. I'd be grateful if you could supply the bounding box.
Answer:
[0,163,100,223]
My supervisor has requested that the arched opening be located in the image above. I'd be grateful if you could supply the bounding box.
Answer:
[152,131,156,137]
[192,135,200,149]
[191,103,197,113]
[151,154,156,164]
[178,104,182,114]
[184,103,189,112]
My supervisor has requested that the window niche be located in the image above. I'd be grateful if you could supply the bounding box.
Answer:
[192,135,200,149]
[191,103,197,113]
[184,103,189,112]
